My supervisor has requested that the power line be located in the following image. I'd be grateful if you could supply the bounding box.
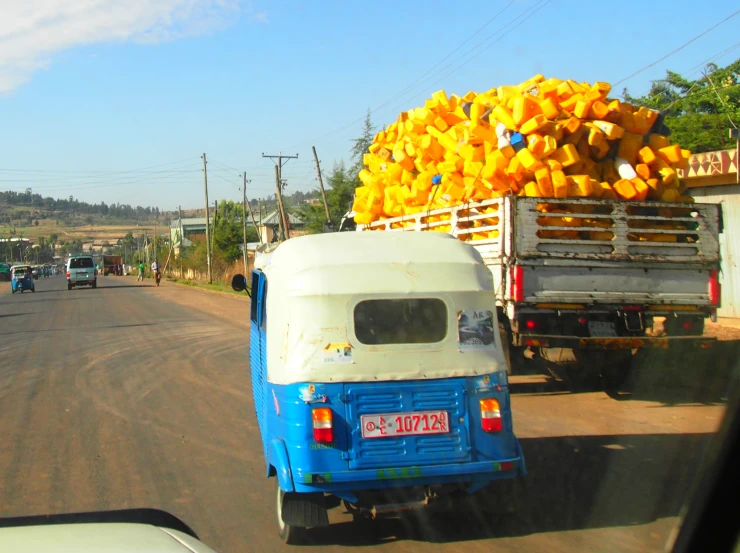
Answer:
[614,7,740,86]
[300,0,533,147]
[0,167,201,184]
[685,40,740,77]
[317,0,555,148]
[0,156,199,176]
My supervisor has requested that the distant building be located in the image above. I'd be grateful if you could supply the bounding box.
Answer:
[170,217,209,247]
[681,147,738,317]
[257,211,305,244]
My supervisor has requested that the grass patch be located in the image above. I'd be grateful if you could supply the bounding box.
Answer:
[166,277,250,298]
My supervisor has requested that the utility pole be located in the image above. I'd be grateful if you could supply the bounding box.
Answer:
[241,174,249,274]
[202,153,213,284]
[242,174,261,244]
[262,152,298,241]
[154,220,158,263]
[312,146,332,227]
[211,199,218,258]
[272,165,287,241]
[178,205,184,279]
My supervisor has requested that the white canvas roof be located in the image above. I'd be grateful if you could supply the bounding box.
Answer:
[261,232,493,296]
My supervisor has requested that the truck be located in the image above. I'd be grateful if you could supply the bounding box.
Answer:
[0,262,10,282]
[102,255,123,276]
[352,195,722,388]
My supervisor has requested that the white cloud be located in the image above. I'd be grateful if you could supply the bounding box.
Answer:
[0,0,244,93]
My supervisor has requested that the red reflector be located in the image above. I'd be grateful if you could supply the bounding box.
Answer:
[525,338,548,347]
[66,272,70,278]
[510,265,524,303]
[482,417,503,433]
[525,319,537,330]
[313,428,333,443]
[682,321,693,330]
[500,461,514,471]
[578,317,587,325]
[709,269,721,306]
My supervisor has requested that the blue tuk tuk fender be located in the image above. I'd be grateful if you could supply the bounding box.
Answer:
[269,438,294,492]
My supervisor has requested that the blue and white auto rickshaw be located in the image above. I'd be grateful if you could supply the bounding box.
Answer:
[232,232,525,544]
[10,265,35,294]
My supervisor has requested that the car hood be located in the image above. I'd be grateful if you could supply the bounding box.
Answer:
[0,523,219,553]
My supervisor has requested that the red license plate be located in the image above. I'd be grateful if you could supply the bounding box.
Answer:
[361,411,449,439]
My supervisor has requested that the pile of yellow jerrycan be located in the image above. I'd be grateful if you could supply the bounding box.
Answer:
[353,75,694,244]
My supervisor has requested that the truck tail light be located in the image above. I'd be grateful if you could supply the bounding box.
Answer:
[312,408,333,443]
[709,269,720,306]
[510,265,524,303]
[94,269,98,276]
[66,272,70,278]
[480,399,502,433]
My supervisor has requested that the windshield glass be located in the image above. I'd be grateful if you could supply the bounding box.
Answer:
[69,258,94,269]
[0,3,736,553]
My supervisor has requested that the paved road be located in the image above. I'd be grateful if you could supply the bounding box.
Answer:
[0,275,733,553]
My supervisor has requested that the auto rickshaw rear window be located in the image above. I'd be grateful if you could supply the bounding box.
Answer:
[354,298,447,345]
[70,258,94,269]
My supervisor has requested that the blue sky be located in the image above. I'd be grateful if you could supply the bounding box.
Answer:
[0,0,738,211]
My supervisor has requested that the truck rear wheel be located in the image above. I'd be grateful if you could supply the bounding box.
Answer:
[601,350,635,391]
[540,348,602,391]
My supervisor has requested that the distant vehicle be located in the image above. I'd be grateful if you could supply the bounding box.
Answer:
[31,266,40,280]
[0,262,11,282]
[103,255,123,276]
[67,255,97,290]
[10,265,35,294]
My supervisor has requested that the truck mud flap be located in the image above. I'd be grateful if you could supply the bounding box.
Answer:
[515,335,717,350]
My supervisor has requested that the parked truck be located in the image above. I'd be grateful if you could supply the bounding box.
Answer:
[102,255,123,276]
[352,195,722,388]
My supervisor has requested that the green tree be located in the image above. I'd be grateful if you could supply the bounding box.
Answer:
[299,161,356,233]
[624,59,740,153]
[212,200,258,263]
[350,109,375,180]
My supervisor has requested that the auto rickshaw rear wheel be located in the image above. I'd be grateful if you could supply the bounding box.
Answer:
[275,480,307,545]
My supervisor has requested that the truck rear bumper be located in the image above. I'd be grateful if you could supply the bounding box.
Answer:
[514,334,717,350]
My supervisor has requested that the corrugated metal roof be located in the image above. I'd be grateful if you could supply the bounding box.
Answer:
[261,211,304,225]
[170,218,208,228]
[693,185,740,317]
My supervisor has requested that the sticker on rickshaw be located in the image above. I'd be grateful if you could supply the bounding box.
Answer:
[323,342,353,364]
[457,310,496,351]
